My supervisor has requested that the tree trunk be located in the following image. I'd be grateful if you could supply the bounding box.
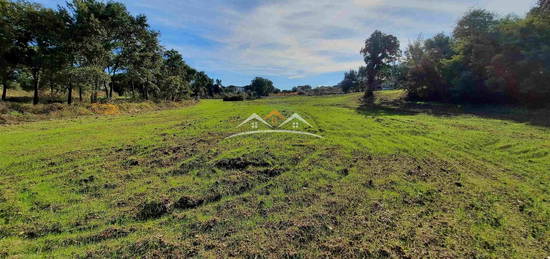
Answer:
[94,84,98,103]
[109,82,114,99]
[364,75,375,99]
[1,78,7,101]
[79,86,83,102]
[32,71,41,105]
[108,69,117,99]
[67,83,73,105]
[144,81,149,100]
[91,80,98,103]
[103,82,109,99]
[131,80,135,99]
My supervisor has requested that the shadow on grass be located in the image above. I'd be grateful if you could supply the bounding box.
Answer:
[357,97,550,128]
[3,96,145,105]
[5,96,67,104]
[5,96,34,103]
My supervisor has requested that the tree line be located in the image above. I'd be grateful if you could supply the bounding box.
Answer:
[0,0,223,104]
[341,0,550,106]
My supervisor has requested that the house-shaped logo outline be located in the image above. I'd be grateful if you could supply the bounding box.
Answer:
[227,112,323,139]
[278,113,313,128]
[237,113,272,128]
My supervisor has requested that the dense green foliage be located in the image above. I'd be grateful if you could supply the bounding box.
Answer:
[339,70,361,93]
[403,3,550,106]
[337,1,549,106]
[245,77,276,97]
[0,0,217,104]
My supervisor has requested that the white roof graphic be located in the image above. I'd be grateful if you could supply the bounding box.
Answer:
[278,113,313,128]
[237,113,272,128]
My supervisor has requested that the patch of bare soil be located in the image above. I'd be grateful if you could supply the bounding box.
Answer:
[155,154,471,258]
[77,145,539,258]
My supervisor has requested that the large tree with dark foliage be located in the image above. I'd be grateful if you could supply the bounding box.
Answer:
[360,30,400,98]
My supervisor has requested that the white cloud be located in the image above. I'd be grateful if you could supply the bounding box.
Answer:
[149,0,537,78]
[475,0,537,16]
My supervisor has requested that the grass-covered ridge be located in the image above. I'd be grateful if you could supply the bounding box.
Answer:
[0,92,548,257]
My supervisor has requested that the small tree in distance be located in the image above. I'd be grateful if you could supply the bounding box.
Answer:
[247,77,275,97]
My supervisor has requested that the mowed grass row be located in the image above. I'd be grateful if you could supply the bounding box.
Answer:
[0,92,549,257]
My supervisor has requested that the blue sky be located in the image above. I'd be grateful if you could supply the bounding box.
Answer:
[36,0,536,89]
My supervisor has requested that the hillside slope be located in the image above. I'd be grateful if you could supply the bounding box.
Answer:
[0,92,549,257]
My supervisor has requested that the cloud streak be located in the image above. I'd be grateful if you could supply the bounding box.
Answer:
[37,0,538,86]
[156,0,535,79]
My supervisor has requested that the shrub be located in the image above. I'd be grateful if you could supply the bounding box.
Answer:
[34,103,65,114]
[90,104,120,115]
[0,103,8,114]
[223,94,245,102]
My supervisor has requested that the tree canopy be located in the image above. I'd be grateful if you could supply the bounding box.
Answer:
[400,4,550,106]
[246,77,276,97]
[360,30,400,98]
[338,1,549,107]
[0,0,216,104]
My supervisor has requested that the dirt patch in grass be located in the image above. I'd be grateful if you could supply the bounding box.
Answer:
[41,227,136,251]
[215,153,275,170]
[20,222,64,239]
[118,150,295,224]
[84,235,195,258]
[127,152,542,258]
[136,200,170,220]
[174,196,204,210]
[7,146,542,258]
[170,155,290,212]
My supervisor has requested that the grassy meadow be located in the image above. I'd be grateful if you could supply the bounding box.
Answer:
[0,91,549,258]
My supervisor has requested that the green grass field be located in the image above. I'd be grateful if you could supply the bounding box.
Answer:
[0,92,549,258]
